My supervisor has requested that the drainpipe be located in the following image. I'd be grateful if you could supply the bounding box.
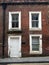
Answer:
[2,2,6,58]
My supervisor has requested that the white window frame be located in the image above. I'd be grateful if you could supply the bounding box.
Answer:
[8,35,21,56]
[29,11,42,30]
[29,34,42,54]
[9,11,21,30]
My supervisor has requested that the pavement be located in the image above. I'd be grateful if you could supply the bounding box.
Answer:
[0,57,49,64]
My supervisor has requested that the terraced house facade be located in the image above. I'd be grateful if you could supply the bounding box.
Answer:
[0,0,49,58]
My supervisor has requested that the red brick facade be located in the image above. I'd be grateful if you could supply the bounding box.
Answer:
[0,0,49,57]
[0,0,49,3]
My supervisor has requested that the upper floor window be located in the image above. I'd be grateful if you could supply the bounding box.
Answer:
[29,11,42,30]
[9,12,21,30]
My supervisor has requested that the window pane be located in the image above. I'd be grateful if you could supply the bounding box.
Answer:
[32,37,39,44]
[12,22,18,27]
[32,14,39,20]
[12,14,19,28]
[32,44,39,51]
[32,37,39,51]
[12,14,19,20]
[32,21,38,27]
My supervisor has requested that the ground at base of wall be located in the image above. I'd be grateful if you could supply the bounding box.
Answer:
[0,56,49,63]
[7,63,49,65]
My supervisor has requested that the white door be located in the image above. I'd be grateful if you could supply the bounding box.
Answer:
[8,36,21,57]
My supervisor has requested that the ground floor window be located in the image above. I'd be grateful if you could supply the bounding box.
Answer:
[30,34,42,54]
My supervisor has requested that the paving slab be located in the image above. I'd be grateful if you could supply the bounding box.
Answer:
[0,57,49,64]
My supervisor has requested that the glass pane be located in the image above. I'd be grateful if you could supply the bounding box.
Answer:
[36,21,38,27]
[32,37,39,51]
[32,14,39,20]
[32,44,39,51]
[32,21,38,27]
[12,14,19,20]
[32,37,39,44]
[12,22,18,27]
[11,14,19,28]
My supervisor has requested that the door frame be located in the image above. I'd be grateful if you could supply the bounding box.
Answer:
[8,35,21,57]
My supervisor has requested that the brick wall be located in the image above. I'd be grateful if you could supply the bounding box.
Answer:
[5,0,49,2]
[0,4,49,57]
[0,0,49,3]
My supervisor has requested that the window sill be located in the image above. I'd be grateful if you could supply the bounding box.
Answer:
[30,51,42,54]
[29,28,42,31]
[9,28,21,31]
[8,28,22,34]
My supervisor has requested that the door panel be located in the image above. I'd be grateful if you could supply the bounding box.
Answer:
[8,36,21,57]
